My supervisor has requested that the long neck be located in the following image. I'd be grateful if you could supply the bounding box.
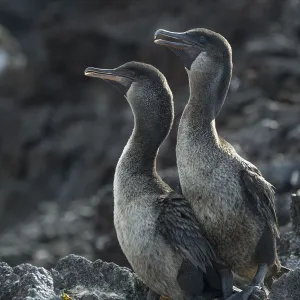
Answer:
[182,53,232,143]
[116,104,172,191]
[123,124,161,176]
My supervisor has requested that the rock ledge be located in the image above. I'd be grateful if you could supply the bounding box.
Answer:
[0,254,147,300]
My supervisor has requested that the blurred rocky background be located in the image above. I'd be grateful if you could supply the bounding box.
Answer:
[0,0,299,270]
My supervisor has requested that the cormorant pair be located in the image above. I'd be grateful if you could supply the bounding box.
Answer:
[85,28,289,300]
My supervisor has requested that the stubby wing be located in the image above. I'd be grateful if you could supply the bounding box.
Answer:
[156,192,215,272]
[241,168,279,238]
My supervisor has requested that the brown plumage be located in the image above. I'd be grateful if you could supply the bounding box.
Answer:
[85,62,223,300]
[154,28,289,295]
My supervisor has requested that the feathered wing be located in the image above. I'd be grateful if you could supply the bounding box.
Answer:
[241,165,279,238]
[156,191,215,273]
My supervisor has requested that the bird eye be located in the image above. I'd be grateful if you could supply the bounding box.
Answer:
[187,32,207,45]
[198,36,207,44]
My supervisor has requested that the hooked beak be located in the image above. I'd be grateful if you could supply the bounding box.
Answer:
[84,67,128,82]
[154,29,195,49]
[84,67,134,95]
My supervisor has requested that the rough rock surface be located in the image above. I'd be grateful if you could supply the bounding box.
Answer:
[269,268,300,300]
[0,254,299,300]
[278,190,300,270]
[0,254,147,300]
[0,261,57,300]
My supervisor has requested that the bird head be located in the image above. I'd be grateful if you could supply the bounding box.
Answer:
[84,61,173,139]
[154,28,232,71]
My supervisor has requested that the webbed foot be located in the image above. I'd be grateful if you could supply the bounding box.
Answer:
[225,285,267,300]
